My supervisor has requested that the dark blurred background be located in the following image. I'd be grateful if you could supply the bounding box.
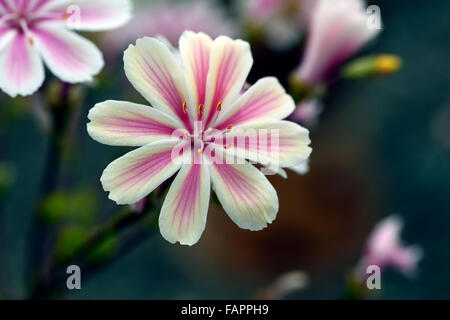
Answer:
[0,0,449,299]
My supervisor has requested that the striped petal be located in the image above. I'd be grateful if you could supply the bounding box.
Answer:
[214,77,295,130]
[216,120,312,168]
[87,100,179,146]
[100,140,187,205]
[203,36,253,128]
[0,32,44,97]
[33,22,104,83]
[179,31,212,119]
[159,161,210,246]
[124,37,190,130]
[208,154,278,231]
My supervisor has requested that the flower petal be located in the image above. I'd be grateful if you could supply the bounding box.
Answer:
[0,32,44,97]
[124,37,189,130]
[100,140,187,205]
[33,22,104,83]
[87,100,180,147]
[208,154,278,231]
[289,160,310,175]
[215,120,311,168]
[214,77,295,130]
[203,36,253,128]
[0,27,16,51]
[0,0,13,13]
[179,31,212,118]
[159,161,210,246]
[46,0,132,31]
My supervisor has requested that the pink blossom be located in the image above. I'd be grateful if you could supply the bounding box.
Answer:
[290,99,323,126]
[292,0,380,86]
[87,32,312,245]
[358,215,423,277]
[0,0,132,97]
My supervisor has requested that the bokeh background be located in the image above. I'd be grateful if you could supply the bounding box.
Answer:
[0,0,449,299]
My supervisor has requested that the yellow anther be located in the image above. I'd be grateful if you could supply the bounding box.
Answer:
[198,104,204,116]
[227,124,233,132]
[216,101,223,111]
[62,12,71,21]
[182,101,187,114]
[224,145,233,150]
[197,148,203,153]
[183,131,189,139]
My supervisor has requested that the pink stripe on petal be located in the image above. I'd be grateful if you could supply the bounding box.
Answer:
[179,31,212,118]
[101,140,186,205]
[203,36,253,129]
[208,155,278,231]
[217,120,311,169]
[159,161,210,245]
[33,23,104,83]
[124,37,190,131]
[0,32,44,97]
[88,100,179,147]
[215,78,295,130]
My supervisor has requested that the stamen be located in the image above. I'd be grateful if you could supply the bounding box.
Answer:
[182,101,187,114]
[198,104,204,116]
[216,101,222,111]
[183,131,189,139]
[224,145,233,150]
[19,19,34,46]
[227,124,233,132]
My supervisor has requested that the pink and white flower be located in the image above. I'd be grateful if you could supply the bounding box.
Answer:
[292,0,380,86]
[87,32,312,245]
[357,215,423,277]
[0,0,132,97]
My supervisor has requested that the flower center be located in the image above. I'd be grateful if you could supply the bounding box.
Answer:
[0,9,36,44]
[0,4,70,46]
[181,101,233,153]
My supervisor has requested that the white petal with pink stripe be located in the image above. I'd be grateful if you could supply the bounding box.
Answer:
[159,161,210,246]
[100,140,188,205]
[208,155,278,231]
[87,100,180,147]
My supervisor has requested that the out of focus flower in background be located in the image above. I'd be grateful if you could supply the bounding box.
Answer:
[290,99,323,127]
[238,0,315,49]
[356,215,423,278]
[258,270,309,299]
[0,0,131,98]
[291,0,380,89]
[103,0,237,56]
[88,32,311,245]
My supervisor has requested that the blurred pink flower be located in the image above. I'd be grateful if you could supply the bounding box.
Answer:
[131,197,146,214]
[290,99,323,126]
[292,0,380,86]
[240,0,315,48]
[103,0,237,55]
[0,0,131,97]
[358,215,423,277]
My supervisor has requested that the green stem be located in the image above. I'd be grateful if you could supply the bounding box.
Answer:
[28,206,159,299]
